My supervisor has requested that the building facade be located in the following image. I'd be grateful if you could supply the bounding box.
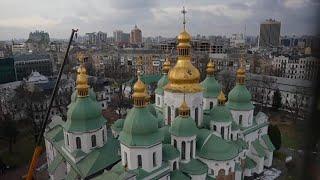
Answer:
[259,19,281,48]
[130,25,142,45]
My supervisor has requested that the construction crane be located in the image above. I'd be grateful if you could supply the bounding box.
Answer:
[25,29,78,180]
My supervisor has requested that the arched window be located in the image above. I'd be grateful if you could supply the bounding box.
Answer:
[137,155,142,168]
[91,135,96,147]
[167,107,171,125]
[190,140,194,158]
[124,152,127,166]
[211,169,214,175]
[213,125,217,131]
[210,102,214,109]
[181,141,186,160]
[239,115,243,125]
[231,133,233,140]
[66,134,69,146]
[102,130,105,143]
[174,139,177,148]
[221,127,225,139]
[173,161,177,170]
[76,137,81,149]
[195,108,199,126]
[153,152,157,167]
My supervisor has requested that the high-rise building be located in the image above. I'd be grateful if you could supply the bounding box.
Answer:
[130,25,142,44]
[113,30,130,45]
[259,19,281,48]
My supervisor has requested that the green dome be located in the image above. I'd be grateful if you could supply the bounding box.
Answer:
[198,134,238,161]
[210,105,233,123]
[170,116,198,137]
[159,126,171,144]
[111,118,125,132]
[65,96,106,132]
[155,74,168,95]
[200,75,221,98]
[119,107,162,146]
[147,104,157,117]
[227,84,254,110]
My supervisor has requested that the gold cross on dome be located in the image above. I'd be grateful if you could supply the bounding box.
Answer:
[181,6,187,30]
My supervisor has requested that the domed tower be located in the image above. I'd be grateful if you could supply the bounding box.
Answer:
[227,58,254,127]
[210,91,233,140]
[119,71,163,172]
[164,7,203,127]
[201,59,221,110]
[155,57,171,110]
[170,97,198,163]
[63,55,107,161]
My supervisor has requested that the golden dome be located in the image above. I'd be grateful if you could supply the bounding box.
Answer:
[236,58,246,84]
[76,65,89,97]
[217,90,226,105]
[179,98,190,117]
[162,58,171,74]
[132,72,147,107]
[164,7,202,93]
[206,59,215,75]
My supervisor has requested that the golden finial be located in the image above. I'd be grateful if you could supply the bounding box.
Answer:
[76,52,89,97]
[162,57,171,74]
[132,70,147,107]
[179,89,190,117]
[206,59,215,75]
[217,90,226,105]
[236,55,246,84]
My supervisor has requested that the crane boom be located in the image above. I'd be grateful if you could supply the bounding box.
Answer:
[26,29,78,180]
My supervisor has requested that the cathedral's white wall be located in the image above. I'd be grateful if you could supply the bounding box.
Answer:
[64,125,107,154]
[168,158,180,171]
[210,121,232,140]
[198,157,236,178]
[230,109,253,128]
[189,173,207,180]
[49,161,67,180]
[171,135,196,163]
[203,97,217,110]
[247,150,264,174]
[164,91,203,126]
[121,143,162,172]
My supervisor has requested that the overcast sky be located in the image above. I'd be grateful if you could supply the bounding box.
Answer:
[0,0,319,40]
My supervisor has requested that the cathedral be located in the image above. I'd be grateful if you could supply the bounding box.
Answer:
[44,7,275,180]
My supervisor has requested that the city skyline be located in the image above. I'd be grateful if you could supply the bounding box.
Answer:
[0,0,319,40]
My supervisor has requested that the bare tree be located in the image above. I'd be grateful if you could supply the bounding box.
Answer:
[218,70,235,95]
[286,87,305,123]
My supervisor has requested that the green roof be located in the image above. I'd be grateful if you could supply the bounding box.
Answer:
[201,75,221,98]
[180,159,208,175]
[210,105,233,123]
[262,135,276,151]
[170,170,190,180]
[44,125,64,142]
[71,149,87,158]
[141,74,162,85]
[234,139,248,151]
[242,122,268,135]
[65,168,79,180]
[65,96,106,132]
[197,134,239,161]
[156,74,169,95]
[119,107,162,147]
[227,84,254,110]
[147,103,157,117]
[245,157,256,169]
[160,126,171,144]
[162,144,180,161]
[129,162,170,179]
[252,140,266,157]
[111,119,125,132]
[48,153,63,173]
[196,129,211,151]
[231,121,240,131]
[170,116,198,137]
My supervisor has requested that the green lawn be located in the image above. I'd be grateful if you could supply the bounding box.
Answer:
[0,133,36,166]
